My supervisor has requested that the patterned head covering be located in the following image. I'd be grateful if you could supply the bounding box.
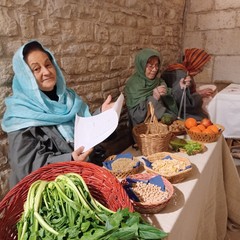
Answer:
[165,48,211,76]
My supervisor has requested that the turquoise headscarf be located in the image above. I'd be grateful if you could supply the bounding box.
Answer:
[124,48,178,115]
[1,40,91,142]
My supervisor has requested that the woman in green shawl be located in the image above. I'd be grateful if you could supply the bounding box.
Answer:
[124,48,178,127]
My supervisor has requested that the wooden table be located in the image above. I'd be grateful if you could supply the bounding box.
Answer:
[123,136,240,240]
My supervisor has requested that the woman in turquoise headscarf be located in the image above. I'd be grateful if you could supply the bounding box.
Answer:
[124,48,178,127]
[1,40,113,187]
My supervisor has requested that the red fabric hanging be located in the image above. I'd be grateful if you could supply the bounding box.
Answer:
[166,48,211,76]
[165,48,211,93]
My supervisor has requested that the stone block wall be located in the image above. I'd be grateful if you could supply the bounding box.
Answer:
[183,0,240,86]
[0,0,186,199]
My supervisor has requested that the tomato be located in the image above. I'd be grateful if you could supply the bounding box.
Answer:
[200,118,213,127]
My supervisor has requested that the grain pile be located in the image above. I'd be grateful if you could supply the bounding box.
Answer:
[111,158,138,172]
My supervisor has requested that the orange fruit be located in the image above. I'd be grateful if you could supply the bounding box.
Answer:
[202,128,214,134]
[185,118,197,129]
[201,118,213,127]
[189,126,201,133]
[207,125,219,134]
[197,124,206,131]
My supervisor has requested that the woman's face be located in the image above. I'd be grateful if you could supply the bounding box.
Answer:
[25,50,57,91]
[145,57,159,80]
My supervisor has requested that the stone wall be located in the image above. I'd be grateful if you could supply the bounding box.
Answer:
[183,0,240,86]
[0,0,186,199]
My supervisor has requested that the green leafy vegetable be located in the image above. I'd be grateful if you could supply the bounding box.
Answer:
[184,141,203,155]
[17,173,167,240]
[170,137,187,151]
[170,137,203,155]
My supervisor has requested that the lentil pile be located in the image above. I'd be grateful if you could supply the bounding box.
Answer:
[133,181,169,204]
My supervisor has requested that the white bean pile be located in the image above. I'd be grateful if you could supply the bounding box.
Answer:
[133,181,169,204]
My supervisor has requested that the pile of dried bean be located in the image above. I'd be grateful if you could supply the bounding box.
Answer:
[133,181,169,204]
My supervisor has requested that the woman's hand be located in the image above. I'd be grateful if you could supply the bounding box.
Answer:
[197,88,214,98]
[153,85,166,100]
[157,85,167,95]
[180,76,191,89]
[72,146,93,161]
[101,95,114,112]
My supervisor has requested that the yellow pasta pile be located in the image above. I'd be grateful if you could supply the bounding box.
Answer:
[152,159,187,176]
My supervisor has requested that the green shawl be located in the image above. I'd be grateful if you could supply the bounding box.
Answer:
[124,48,178,115]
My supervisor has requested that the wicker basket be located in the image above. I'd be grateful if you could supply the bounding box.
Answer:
[121,173,174,214]
[169,120,186,136]
[132,102,172,156]
[0,161,133,240]
[186,124,224,143]
[104,155,143,179]
[143,152,192,183]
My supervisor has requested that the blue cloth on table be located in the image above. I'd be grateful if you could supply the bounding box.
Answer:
[142,157,152,167]
[123,185,140,202]
[179,164,192,171]
[114,153,133,160]
[102,160,114,170]
[162,155,173,160]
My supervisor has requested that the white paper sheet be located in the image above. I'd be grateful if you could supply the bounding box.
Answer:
[74,93,124,151]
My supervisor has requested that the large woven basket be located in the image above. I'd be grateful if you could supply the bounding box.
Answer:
[132,102,172,156]
[0,161,133,240]
[121,173,174,214]
[186,124,224,143]
[104,155,143,179]
[144,152,192,183]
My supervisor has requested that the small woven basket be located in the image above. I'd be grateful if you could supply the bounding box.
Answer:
[0,161,133,240]
[104,155,143,179]
[121,173,174,214]
[168,120,186,136]
[132,102,172,156]
[186,124,224,143]
[144,152,192,183]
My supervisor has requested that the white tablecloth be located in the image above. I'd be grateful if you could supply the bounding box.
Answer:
[207,83,240,138]
[123,136,240,240]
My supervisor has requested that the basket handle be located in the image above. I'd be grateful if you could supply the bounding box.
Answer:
[144,102,159,125]
[144,102,159,134]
